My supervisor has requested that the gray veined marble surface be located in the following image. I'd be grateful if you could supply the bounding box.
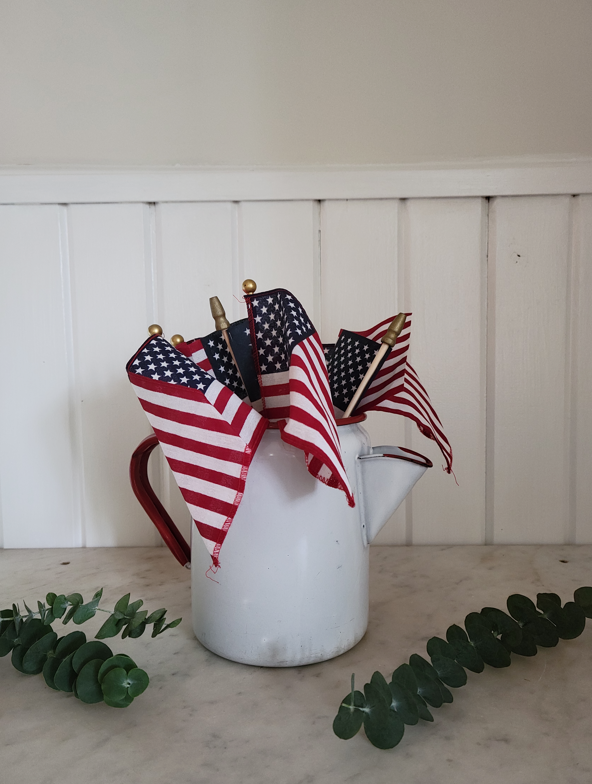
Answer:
[1,545,592,784]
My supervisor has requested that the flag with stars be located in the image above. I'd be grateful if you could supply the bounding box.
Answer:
[245,288,354,506]
[328,315,453,473]
[127,334,267,567]
[177,318,261,408]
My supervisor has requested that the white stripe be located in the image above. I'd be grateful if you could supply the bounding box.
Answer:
[285,418,351,491]
[159,442,244,477]
[134,384,223,417]
[145,411,247,453]
[238,408,264,444]
[174,472,238,504]
[186,503,227,529]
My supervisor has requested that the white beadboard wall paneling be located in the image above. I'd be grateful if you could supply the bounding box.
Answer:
[0,205,77,547]
[572,195,592,543]
[154,202,236,548]
[68,203,158,547]
[2,159,592,204]
[404,198,488,545]
[239,201,320,321]
[320,199,407,544]
[488,196,572,544]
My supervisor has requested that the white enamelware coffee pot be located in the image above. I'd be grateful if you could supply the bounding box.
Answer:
[130,414,431,667]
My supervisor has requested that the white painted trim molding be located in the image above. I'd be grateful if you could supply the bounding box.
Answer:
[1,157,592,203]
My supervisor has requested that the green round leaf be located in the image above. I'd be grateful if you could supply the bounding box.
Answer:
[363,682,405,749]
[449,638,485,673]
[95,615,127,640]
[409,653,439,681]
[103,692,134,708]
[507,594,540,624]
[127,668,149,698]
[101,667,129,702]
[413,693,434,722]
[22,631,57,674]
[480,607,523,647]
[42,656,62,690]
[127,621,147,639]
[574,587,592,618]
[72,641,113,673]
[11,644,30,673]
[523,617,559,648]
[430,654,467,688]
[333,690,365,740]
[51,595,68,619]
[414,672,443,708]
[55,630,87,659]
[472,629,511,668]
[98,654,137,684]
[0,622,17,657]
[370,671,391,703]
[54,652,77,692]
[75,659,105,704]
[446,624,469,644]
[426,636,456,660]
[554,602,586,640]
[45,592,57,607]
[537,593,562,610]
[391,663,418,694]
[389,682,419,725]
[72,603,98,625]
[19,618,51,648]
[507,626,538,656]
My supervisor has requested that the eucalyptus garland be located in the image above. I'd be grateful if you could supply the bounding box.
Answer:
[333,587,592,749]
[0,589,181,707]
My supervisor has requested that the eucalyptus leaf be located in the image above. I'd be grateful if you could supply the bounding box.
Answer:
[574,587,592,618]
[102,692,134,708]
[448,638,485,673]
[333,690,365,739]
[98,655,137,684]
[72,641,113,673]
[507,594,540,624]
[127,668,149,698]
[413,693,434,722]
[363,682,405,749]
[389,682,419,725]
[46,592,57,607]
[0,623,17,657]
[51,595,68,619]
[426,636,456,660]
[370,671,392,703]
[101,667,129,702]
[553,602,586,640]
[114,593,130,615]
[125,599,143,618]
[55,630,87,659]
[446,624,469,644]
[522,617,559,648]
[145,608,167,624]
[507,626,538,657]
[22,631,57,674]
[75,659,105,704]
[54,652,77,693]
[480,607,523,647]
[536,592,562,609]
[11,644,29,673]
[127,621,147,639]
[42,654,62,690]
[391,663,418,694]
[95,614,127,640]
[430,654,467,688]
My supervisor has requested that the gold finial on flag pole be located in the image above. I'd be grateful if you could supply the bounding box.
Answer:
[210,296,247,391]
[209,296,231,331]
[242,279,257,295]
[170,334,184,346]
[342,313,407,419]
[148,324,163,337]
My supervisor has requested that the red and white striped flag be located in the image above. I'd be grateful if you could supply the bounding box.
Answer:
[127,335,267,567]
[327,315,453,473]
[246,288,354,506]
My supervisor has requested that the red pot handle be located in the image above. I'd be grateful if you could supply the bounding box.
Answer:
[129,435,191,568]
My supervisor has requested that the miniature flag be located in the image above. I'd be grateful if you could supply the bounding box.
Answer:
[127,335,267,567]
[328,315,453,473]
[245,288,354,506]
[177,318,261,407]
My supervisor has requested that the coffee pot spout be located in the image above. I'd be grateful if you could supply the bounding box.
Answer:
[356,447,432,544]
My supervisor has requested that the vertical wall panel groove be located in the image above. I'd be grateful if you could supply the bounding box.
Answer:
[58,204,85,547]
[573,195,592,543]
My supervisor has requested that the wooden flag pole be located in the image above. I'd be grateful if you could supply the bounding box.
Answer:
[209,295,247,389]
[342,313,407,418]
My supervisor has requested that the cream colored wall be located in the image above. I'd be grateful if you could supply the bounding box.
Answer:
[1,0,592,166]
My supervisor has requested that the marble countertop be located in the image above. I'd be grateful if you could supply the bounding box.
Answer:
[1,545,592,784]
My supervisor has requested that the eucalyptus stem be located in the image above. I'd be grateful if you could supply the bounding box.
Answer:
[333,586,592,749]
[1,589,181,708]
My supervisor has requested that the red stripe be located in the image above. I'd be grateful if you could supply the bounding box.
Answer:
[154,428,250,466]
[167,458,242,491]
[212,384,233,414]
[180,487,238,519]
[139,397,240,436]
[194,520,227,546]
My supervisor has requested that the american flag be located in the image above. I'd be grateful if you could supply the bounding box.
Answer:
[327,315,453,473]
[245,289,354,506]
[177,318,261,407]
[127,335,267,567]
